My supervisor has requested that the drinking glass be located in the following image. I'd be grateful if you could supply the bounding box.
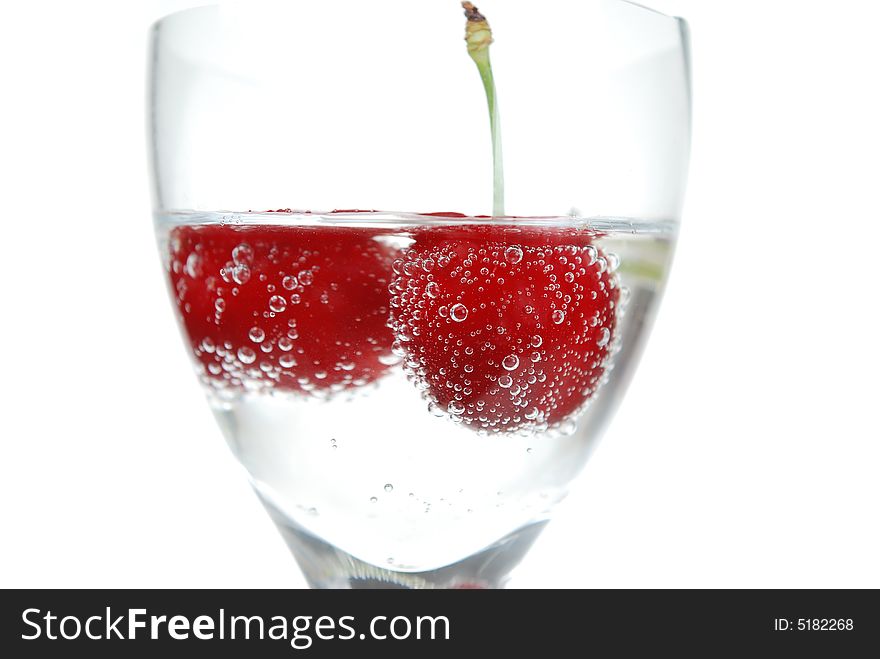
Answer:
[148,0,690,588]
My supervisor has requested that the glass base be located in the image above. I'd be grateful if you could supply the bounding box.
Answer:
[260,496,546,589]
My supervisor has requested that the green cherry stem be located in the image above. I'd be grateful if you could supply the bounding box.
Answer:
[463,2,505,217]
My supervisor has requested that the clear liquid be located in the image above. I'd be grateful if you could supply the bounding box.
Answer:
[157,210,676,572]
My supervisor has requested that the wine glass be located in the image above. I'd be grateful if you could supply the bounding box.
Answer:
[148,0,690,588]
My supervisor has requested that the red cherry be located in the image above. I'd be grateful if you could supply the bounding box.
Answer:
[389,225,619,433]
[167,225,398,396]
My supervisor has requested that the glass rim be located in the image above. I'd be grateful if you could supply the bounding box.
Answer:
[150,1,687,32]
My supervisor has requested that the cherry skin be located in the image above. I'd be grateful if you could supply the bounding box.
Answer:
[389,225,619,433]
[168,224,398,396]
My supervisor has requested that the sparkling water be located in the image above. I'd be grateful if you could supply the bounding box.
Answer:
[156,211,676,573]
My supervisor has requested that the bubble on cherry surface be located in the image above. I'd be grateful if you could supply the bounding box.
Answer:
[498,375,513,389]
[248,327,265,343]
[504,246,523,264]
[231,264,251,285]
[237,346,256,365]
[298,270,314,286]
[185,252,200,277]
[584,245,598,265]
[232,243,253,266]
[597,327,611,347]
[450,304,469,322]
[425,281,440,298]
[269,295,287,313]
[282,275,298,290]
[551,310,566,325]
[502,354,519,371]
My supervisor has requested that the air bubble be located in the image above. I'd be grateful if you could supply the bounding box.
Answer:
[448,400,465,415]
[597,327,611,347]
[585,245,598,265]
[282,275,298,290]
[298,270,314,286]
[248,327,265,343]
[505,246,523,264]
[531,335,543,348]
[530,351,541,363]
[564,272,575,283]
[370,497,378,504]
[450,304,469,322]
[559,419,577,436]
[237,347,256,364]
[232,264,250,285]
[384,484,394,493]
[232,243,253,266]
[279,354,296,368]
[498,375,513,388]
[378,352,402,366]
[551,310,566,324]
[185,252,199,277]
[425,281,440,298]
[269,295,287,313]
[502,354,519,371]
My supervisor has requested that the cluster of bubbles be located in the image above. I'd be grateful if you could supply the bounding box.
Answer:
[387,239,621,436]
[169,235,396,400]
[170,225,624,431]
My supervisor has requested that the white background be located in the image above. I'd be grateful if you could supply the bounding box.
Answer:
[1,0,878,588]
